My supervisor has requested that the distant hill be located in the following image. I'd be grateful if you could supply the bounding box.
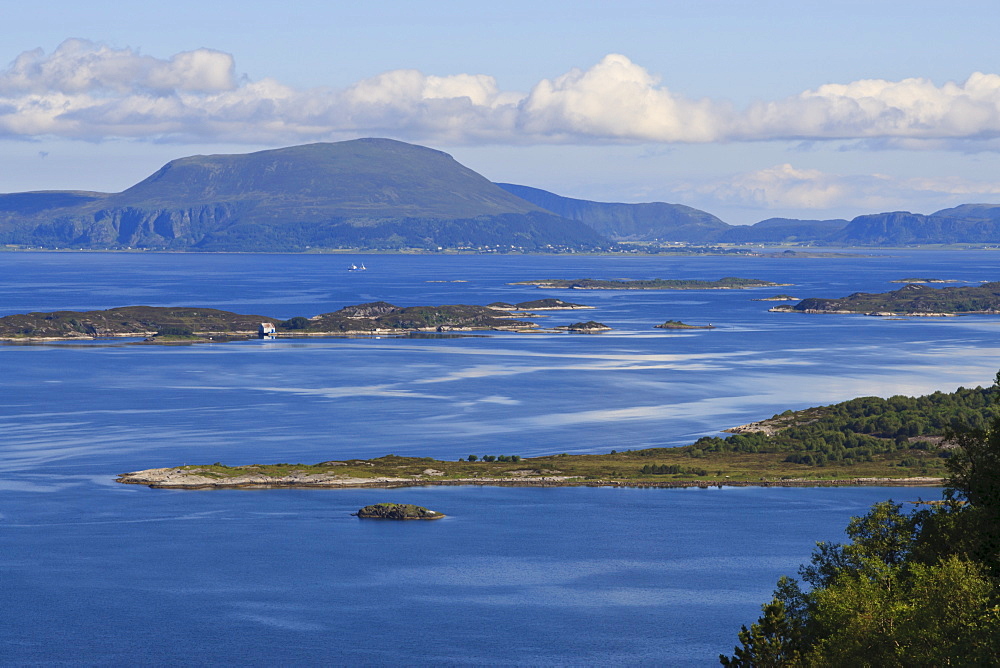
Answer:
[828,211,1000,245]
[717,218,848,243]
[6,138,1000,250]
[0,139,605,251]
[495,183,729,242]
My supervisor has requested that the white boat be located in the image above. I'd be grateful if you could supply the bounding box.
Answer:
[349,262,367,271]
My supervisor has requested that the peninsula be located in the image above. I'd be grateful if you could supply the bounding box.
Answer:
[509,277,788,290]
[115,379,1000,490]
[769,281,1000,316]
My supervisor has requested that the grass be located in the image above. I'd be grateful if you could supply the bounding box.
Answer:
[172,446,946,486]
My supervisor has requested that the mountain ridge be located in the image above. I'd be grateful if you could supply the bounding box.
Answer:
[4,138,1000,250]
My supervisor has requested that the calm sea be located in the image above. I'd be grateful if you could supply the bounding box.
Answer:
[1,249,993,665]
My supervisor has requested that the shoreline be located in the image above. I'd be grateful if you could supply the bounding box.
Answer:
[116,471,944,491]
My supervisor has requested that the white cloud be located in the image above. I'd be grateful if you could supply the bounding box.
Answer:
[677,164,1000,212]
[6,40,1000,148]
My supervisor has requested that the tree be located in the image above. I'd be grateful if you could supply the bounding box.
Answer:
[280,316,310,329]
[719,598,802,667]
[722,370,1000,666]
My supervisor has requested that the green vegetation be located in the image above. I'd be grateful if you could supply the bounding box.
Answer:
[121,379,1000,488]
[355,503,443,520]
[0,306,274,340]
[0,139,606,252]
[559,321,611,331]
[510,277,788,290]
[779,281,1000,315]
[511,298,590,309]
[280,316,310,329]
[691,386,1000,473]
[0,302,538,340]
[721,374,1000,665]
[654,320,716,329]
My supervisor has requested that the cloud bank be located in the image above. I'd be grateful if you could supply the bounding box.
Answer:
[6,40,1000,148]
[675,164,1000,212]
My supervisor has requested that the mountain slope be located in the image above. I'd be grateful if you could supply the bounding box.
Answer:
[496,183,729,242]
[717,218,848,243]
[829,211,1000,245]
[0,139,606,251]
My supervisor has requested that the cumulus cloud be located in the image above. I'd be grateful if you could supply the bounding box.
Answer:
[676,164,1000,212]
[6,40,1000,148]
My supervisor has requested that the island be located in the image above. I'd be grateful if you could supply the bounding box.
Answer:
[751,294,799,301]
[115,378,1000,491]
[0,302,553,341]
[890,277,960,283]
[556,321,612,332]
[354,503,444,520]
[654,320,716,330]
[509,277,790,290]
[769,281,1000,316]
[489,298,594,310]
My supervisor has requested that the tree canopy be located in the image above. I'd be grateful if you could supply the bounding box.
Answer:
[721,372,1000,666]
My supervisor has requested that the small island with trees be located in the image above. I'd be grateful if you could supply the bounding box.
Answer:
[508,277,790,290]
[769,281,1000,316]
[556,321,612,332]
[654,320,716,330]
[354,503,444,520]
[0,301,612,341]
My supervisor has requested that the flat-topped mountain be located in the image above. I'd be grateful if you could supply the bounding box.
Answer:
[0,139,604,251]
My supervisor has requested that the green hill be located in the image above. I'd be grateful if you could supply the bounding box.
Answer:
[0,139,605,251]
[495,182,729,242]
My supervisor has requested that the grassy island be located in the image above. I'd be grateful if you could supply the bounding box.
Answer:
[654,320,716,330]
[557,321,612,332]
[508,277,790,290]
[891,277,959,283]
[500,298,593,310]
[117,378,1000,491]
[751,294,798,301]
[771,281,1000,316]
[0,302,550,341]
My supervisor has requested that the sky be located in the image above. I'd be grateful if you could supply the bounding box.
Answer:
[5,0,1000,224]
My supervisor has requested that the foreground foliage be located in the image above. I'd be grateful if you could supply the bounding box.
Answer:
[721,373,1000,666]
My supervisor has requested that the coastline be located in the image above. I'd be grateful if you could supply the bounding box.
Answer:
[115,469,943,491]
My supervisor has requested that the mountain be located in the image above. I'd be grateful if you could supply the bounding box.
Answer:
[495,183,729,242]
[716,218,849,243]
[828,211,1000,245]
[0,139,606,251]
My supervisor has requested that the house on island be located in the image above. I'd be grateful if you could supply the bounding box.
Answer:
[259,322,276,339]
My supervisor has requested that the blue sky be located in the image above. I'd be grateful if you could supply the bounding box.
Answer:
[5,0,1000,224]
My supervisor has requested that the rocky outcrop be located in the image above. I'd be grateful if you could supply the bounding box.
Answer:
[354,503,444,520]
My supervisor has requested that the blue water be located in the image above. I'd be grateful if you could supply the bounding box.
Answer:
[1,250,993,665]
